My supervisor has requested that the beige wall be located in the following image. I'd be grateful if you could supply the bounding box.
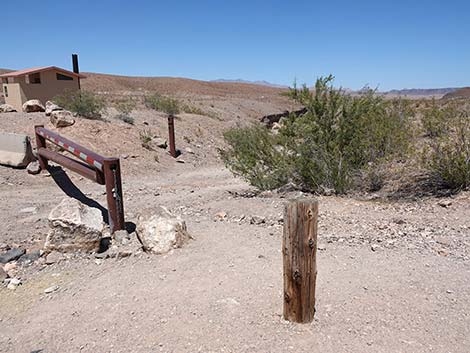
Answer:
[3,69,80,111]
[3,83,23,111]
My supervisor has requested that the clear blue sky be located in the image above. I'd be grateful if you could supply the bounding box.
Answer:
[2,0,469,90]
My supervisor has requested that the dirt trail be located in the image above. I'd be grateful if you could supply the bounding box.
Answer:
[1,165,469,352]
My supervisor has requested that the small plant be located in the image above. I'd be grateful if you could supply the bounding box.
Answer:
[53,90,105,119]
[139,129,154,150]
[115,98,136,124]
[145,94,180,115]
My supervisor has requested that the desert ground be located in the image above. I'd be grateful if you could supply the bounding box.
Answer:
[0,77,469,352]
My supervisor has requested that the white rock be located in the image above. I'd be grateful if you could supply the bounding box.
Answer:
[45,198,104,253]
[7,277,21,290]
[136,208,190,254]
[44,285,60,294]
[22,99,45,113]
[50,110,75,128]
[45,101,63,116]
[0,104,16,113]
[27,160,41,175]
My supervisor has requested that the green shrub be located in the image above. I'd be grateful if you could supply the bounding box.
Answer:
[220,125,292,190]
[145,94,180,115]
[423,104,470,190]
[421,99,455,138]
[115,99,136,124]
[53,90,105,119]
[221,76,412,194]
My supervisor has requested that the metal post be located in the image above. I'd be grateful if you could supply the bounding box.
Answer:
[103,158,125,232]
[72,54,80,90]
[34,125,48,171]
[168,115,177,158]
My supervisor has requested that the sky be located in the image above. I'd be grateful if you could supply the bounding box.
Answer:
[2,0,469,90]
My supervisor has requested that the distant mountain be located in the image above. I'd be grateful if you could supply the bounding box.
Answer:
[383,88,459,97]
[212,79,288,89]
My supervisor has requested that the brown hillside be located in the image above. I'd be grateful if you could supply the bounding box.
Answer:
[81,72,287,98]
[443,87,470,99]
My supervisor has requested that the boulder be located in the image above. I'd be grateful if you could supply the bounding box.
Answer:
[136,207,190,254]
[0,133,35,168]
[45,198,104,253]
[0,104,16,113]
[22,99,45,113]
[50,110,75,128]
[45,101,63,116]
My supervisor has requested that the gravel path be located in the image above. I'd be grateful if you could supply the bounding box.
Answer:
[1,165,470,352]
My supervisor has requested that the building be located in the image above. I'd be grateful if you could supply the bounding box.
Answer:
[0,66,84,111]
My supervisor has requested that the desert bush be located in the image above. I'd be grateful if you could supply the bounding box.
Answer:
[221,76,412,194]
[145,94,180,115]
[53,90,105,119]
[421,99,456,138]
[139,129,154,150]
[220,125,292,190]
[182,104,205,115]
[115,98,136,124]
[422,103,470,190]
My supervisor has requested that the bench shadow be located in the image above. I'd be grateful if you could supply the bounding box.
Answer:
[48,166,109,225]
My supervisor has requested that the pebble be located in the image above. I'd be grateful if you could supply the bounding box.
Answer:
[7,278,21,290]
[44,285,60,294]
[45,251,66,265]
[438,200,452,208]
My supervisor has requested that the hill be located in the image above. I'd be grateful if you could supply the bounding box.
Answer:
[442,87,470,99]
[81,72,287,98]
[384,87,458,97]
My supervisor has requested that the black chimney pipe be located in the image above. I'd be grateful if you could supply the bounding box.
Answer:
[72,54,81,89]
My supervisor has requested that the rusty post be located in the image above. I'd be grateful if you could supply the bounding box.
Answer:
[168,115,177,158]
[34,125,48,171]
[103,158,125,232]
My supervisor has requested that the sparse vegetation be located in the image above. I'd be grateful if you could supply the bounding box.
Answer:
[221,76,412,194]
[145,94,180,115]
[53,90,105,119]
[422,101,470,190]
[115,98,136,124]
[139,129,154,150]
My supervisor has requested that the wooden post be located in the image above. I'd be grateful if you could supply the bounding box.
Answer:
[34,125,48,171]
[168,115,177,158]
[283,199,318,323]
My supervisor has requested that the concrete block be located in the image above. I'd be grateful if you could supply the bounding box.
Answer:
[0,132,35,168]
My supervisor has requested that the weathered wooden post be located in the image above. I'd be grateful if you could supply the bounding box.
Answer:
[283,199,318,323]
[168,115,177,158]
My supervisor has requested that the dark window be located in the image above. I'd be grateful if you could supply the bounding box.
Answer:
[3,86,8,97]
[56,73,73,81]
[28,72,41,84]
